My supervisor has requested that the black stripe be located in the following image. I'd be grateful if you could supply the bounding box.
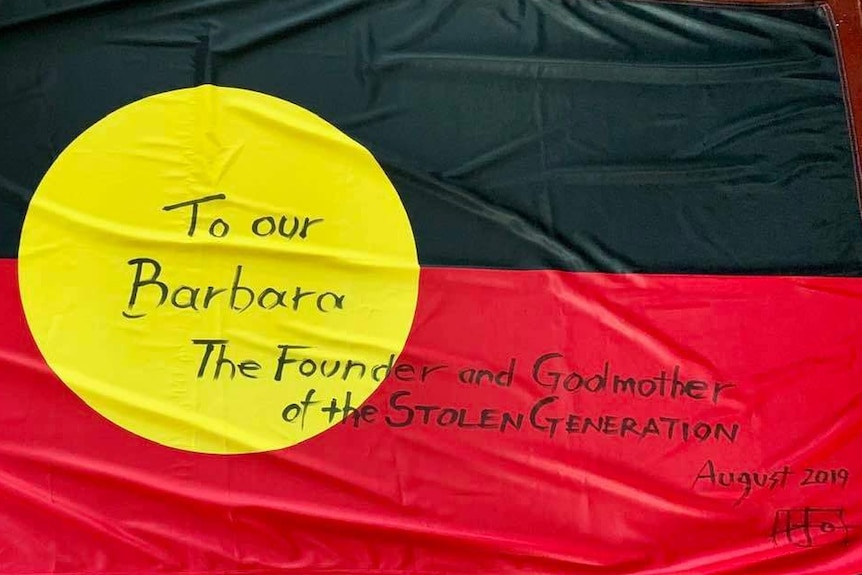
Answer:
[0,0,859,274]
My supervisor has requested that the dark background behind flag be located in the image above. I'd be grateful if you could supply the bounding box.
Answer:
[2,1,862,574]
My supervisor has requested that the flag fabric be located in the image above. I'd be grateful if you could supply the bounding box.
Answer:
[1,1,862,574]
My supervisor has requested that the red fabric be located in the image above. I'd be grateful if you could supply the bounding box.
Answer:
[2,258,860,574]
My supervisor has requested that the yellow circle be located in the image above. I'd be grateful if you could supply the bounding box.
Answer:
[19,85,419,454]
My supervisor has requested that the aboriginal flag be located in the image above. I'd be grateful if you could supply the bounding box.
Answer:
[2,1,862,574]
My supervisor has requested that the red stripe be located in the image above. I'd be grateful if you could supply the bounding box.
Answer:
[1,258,860,574]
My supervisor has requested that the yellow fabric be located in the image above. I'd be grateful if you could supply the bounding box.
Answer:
[19,85,419,454]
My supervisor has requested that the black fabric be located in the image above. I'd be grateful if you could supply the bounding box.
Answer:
[0,0,858,274]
